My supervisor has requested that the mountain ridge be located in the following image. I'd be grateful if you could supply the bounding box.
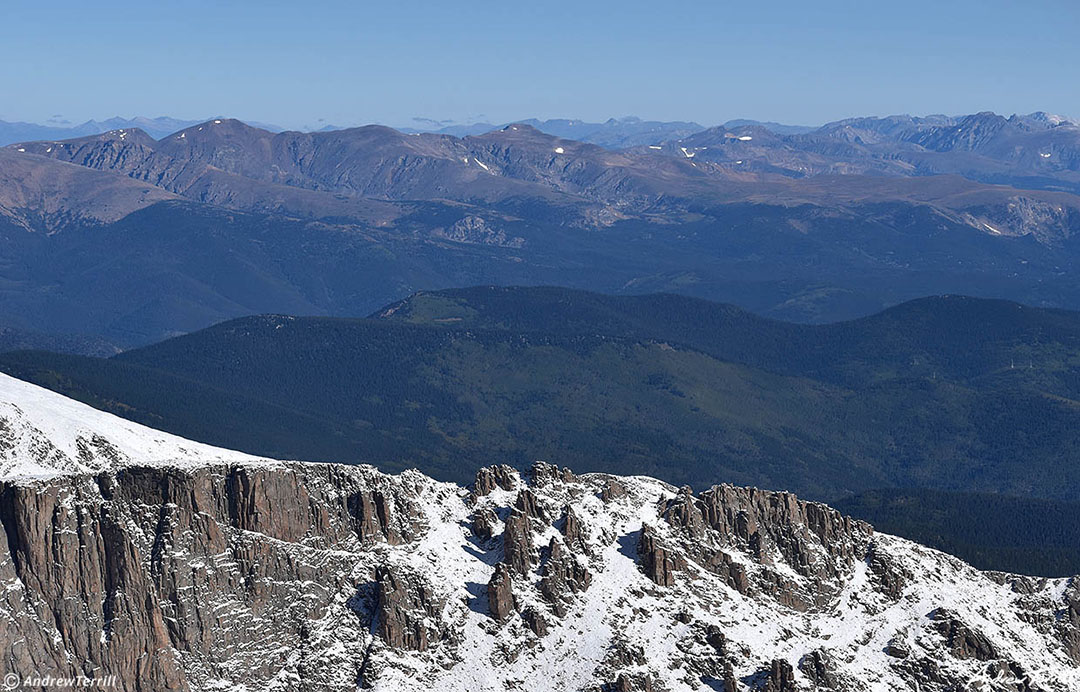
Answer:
[5,287,1080,579]
[5,111,1080,347]
[0,115,207,145]
[0,371,1077,691]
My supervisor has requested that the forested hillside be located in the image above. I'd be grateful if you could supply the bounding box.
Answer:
[3,287,1080,574]
[835,489,1080,576]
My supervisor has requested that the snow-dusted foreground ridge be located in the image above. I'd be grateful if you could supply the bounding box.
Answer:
[0,371,261,479]
[0,372,1078,691]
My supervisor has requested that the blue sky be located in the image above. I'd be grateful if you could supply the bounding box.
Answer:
[3,0,1078,129]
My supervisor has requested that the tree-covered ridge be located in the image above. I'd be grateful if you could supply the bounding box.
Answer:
[835,489,1080,577]
[379,287,1080,391]
[2,288,1079,574]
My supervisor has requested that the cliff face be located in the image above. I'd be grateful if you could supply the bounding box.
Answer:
[0,373,1078,692]
[0,462,426,691]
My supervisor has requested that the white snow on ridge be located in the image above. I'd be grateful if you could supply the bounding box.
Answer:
[368,469,1080,691]
[0,373,1077,690]
[0,372,264,481]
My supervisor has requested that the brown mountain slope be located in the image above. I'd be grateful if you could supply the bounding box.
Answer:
[0,148,176,232]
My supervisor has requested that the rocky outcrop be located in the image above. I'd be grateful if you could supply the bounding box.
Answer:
[520,604,549,636]
[471,505,498,541]
[638,525,686,586]
[1064,578,1080,663]
[720,662,739,692]
[2,452,1077,692]
[0,476,190,691]
[514,488,547,521]
[600,478,627,502]
[487,563,514,622]
[610,672,655,692]
[799,650,838,687]
[931,609,998,661]
[528,461,575,487]
[884,640,911,659]
[432,215,526,248]
[659,484,873,608]
[0,442,1076,692]
[375,565,443,651]
[664,484,872,579]
[763,659,796,692]
[503,508,537,575]
[0,463,426,692]
[704,624,727,654]
[867,541,911,600]
[561,505,587,553]
[472,464,517,496]
[539,538,592,616]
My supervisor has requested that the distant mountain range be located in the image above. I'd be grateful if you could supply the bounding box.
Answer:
[1,114,713,148]
[402,116,710,148]
[0,116,204,144]
[2,111,1080,347]
[0,114,807,148]
[399,116,823,145]
[657,111,1080,194]
[0,115,292,145]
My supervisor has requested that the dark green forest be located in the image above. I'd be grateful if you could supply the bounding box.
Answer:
[3,287,1080,575]
[835,489,1080,577]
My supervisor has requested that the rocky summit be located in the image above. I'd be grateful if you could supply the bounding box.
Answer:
[0,371,1077,691]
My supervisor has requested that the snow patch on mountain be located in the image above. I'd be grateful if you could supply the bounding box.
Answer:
[0,372,262,480]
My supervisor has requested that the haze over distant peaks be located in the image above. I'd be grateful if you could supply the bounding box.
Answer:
[6,111,1075,149]
[0,116,198,145]
[0,116,287,146]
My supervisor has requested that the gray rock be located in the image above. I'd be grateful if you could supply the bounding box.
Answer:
[600,478,627,503]
[638,525,686,587]
[472,464,517,497]
[764,659,796,692]
[503,509,536,575]
[932,609,998,661]
[539,538,591,616]
[375,565,443,651]
[487,562,514,622]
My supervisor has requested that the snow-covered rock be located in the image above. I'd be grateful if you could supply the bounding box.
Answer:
[0,372,260,480]
[0,372,1077,691]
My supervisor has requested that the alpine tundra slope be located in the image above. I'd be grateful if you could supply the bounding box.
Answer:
[0,371,1077,691]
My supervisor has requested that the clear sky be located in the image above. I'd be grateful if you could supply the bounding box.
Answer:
[3,0,1078,130]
